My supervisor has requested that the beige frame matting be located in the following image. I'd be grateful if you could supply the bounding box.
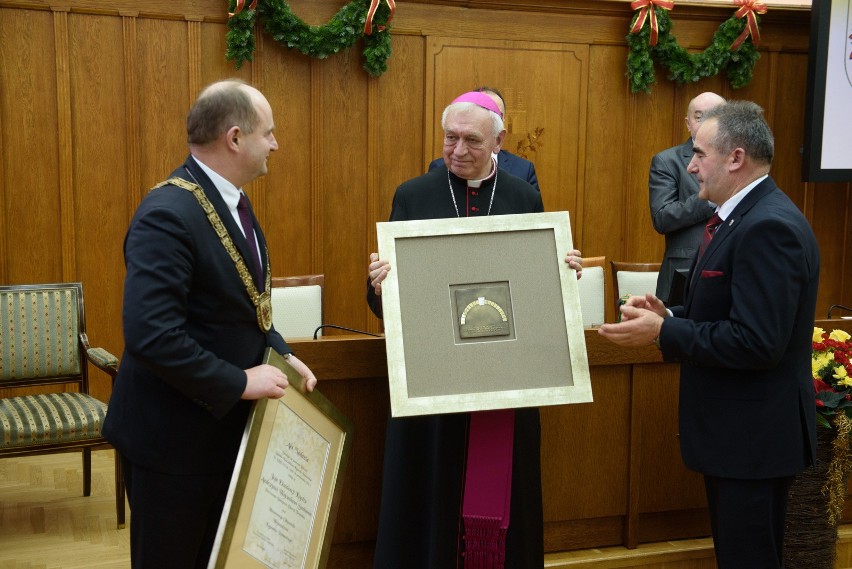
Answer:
[208,349,354,569]
[377,212,592,417]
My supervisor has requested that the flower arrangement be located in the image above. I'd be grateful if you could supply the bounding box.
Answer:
[808,327,852,527]
[813,327,852,429]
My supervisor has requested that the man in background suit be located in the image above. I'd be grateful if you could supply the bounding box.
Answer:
[428,86,540,191]
[650,92,725,303]
[103,80,317,569]
[599,101,819,568]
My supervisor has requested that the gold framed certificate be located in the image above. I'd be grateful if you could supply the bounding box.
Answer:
[376,211,592,417]
[207,349,354,569]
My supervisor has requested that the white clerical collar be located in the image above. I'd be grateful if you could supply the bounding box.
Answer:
[190,155,242,212]
[465,154,498,188]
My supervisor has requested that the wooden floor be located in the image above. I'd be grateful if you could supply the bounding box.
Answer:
[2,452,852,569]
[0,451,129,569]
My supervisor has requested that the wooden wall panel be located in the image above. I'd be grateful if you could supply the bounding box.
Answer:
[319,49,371,334]
[256,40,313,278]
[627,86,668,265]
[0,8,62,283]
[365,33,426,332]
[121,13,142,220]
[633,364,706,513]
[68,13,129,400]
[541,366,631,521]
[0,0,848,420]
[812,183,851,318]
[729,50,774,117]
[200,21,251,88]
[54,9,76,281]
[583,45,630,260]
[769,53,807,210]
[319,377,388,543]
[135,17,189,192]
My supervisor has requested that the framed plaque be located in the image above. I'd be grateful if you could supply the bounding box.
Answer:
[376,211,592,417]
[207,349,354,569]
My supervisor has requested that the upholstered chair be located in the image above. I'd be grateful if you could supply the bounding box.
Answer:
[0,282,125,528]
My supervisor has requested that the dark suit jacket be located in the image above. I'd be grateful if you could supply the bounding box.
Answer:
[659,177,819,479]
[103,156,290,476]
[428,149,540,192]
[649,139,716,302]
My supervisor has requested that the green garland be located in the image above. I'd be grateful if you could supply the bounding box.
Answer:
[626,8,761,93]
[226,0,393,77]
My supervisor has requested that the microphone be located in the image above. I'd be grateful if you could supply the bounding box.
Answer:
[827,304,852,319]
[313,324,381,340]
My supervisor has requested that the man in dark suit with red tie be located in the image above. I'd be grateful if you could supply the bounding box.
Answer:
[103,80,317,569]
[599,101,819,568]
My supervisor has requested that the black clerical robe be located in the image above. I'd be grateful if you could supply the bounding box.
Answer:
[368,165,545,569]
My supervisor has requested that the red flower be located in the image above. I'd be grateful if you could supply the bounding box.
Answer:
[815,377,835,394]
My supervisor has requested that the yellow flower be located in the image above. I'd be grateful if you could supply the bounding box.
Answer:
[829,329,851,343]
[813,351,835,377]
[834,365,849,381]
[814,327,826,342]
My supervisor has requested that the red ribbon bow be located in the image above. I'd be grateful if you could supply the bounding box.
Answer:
[364,0,396,35]
[731,0,768,50]
[630,0,675,47]
[228,0,258,18]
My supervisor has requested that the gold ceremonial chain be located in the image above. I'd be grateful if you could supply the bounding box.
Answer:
[151,177,273,332]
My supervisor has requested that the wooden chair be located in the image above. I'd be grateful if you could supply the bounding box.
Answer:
[576,256,608,326]
[610,261,662,320]
[270,274,324,339]
[0,282,126,528]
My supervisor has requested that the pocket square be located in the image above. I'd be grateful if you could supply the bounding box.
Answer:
[700,270,724,278]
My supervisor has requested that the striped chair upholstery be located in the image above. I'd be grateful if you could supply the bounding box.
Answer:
[0,283,125,528]
[0,392,107,448]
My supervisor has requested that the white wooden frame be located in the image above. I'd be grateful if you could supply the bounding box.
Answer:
[377,212,592,417]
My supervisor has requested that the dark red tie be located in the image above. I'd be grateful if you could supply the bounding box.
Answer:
[237,193,264,290]
[698,212,723,261]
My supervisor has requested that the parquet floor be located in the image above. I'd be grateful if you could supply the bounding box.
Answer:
[0,450,129,569]
[4,451,851,569]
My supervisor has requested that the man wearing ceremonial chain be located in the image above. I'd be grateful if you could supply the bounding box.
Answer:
[104,80,317,569]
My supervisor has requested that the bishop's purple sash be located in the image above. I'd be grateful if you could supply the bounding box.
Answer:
[462,409,515,568]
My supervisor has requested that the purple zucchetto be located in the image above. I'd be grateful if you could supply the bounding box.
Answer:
[451,91,503,118]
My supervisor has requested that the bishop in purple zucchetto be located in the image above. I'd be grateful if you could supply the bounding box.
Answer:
[451,91,504,118]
